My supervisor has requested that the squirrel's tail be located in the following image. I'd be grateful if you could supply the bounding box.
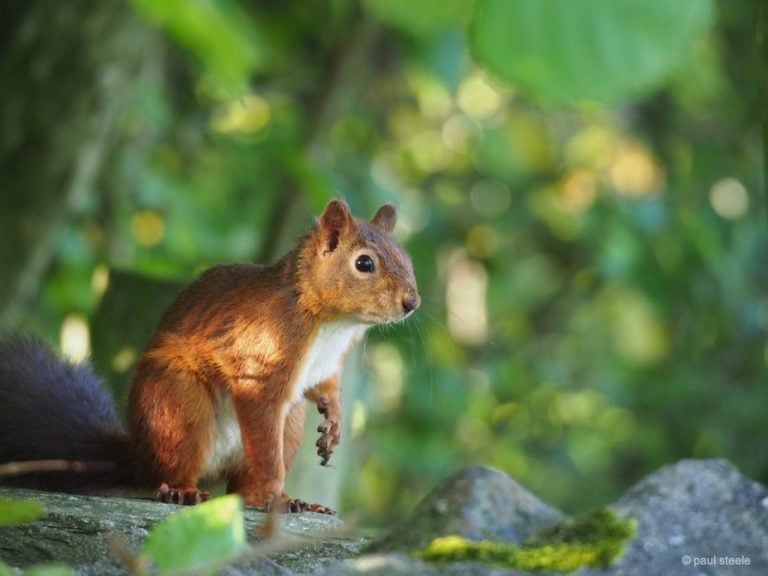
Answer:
[0,334,130,492]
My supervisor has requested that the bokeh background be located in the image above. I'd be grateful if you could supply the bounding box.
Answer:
[1,0,765,526]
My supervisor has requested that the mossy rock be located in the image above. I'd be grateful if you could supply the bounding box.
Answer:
[417,508,636,572]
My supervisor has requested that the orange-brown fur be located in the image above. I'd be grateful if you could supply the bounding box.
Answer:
[126,200,419,510]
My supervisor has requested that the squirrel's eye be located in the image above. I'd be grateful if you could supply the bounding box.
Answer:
[355,254,375,273]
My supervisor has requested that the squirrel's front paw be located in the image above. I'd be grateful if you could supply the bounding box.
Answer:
[315,397,341,466]
[316,419,341,465]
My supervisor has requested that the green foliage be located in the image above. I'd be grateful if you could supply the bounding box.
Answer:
[127,0,264,95]
[471,0,715,103]
[418,508,636,571]
[142,495,247,574]
[0,498,45,526]
[364,0,472,36]
[4,0,764,533]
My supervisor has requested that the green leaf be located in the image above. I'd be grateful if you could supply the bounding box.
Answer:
[471,0,714,104]
[127,0,264,95]
[0,498,45,526]
[364,0,472,36]
[143,495,247,574]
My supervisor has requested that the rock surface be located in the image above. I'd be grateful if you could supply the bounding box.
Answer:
[583,459,768,576]
[1,459,767,575]
[0,488,365,574]
[372,465,564,553]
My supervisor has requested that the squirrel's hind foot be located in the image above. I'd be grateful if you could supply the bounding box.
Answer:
[284,498,335,515]
[157,483,211,505]
[255,494,336,515]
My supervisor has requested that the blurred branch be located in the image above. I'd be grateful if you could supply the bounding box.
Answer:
[0,459,115,477]
[256,11,381,263]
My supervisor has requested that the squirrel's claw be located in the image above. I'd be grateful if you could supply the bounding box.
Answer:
[157,483,210,505]
[285,498,336,515]
[316,417,341,466]
[265,495,336,515]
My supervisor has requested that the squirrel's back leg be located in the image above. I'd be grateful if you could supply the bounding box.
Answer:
[283,400,307,474]
[226,399,334,514]
[128,364,215,504]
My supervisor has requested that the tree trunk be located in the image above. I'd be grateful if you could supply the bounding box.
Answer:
[0,0,157,326]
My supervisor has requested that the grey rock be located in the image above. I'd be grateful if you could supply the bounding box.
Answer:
[582,459,768,576]
[371,464,564,553]
[318,553,529,576]
[0,487,365,575]
[3,460,767,576]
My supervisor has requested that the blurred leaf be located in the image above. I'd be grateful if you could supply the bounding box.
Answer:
[0,498,45,526]
[143,495,247,574]
[128,0,264,95]
[471,0,714,103]
[364,0,472,36]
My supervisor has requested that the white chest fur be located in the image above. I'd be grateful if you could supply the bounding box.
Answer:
[204,391,244,479]
[292,321,368,403]
[203,321,367,478]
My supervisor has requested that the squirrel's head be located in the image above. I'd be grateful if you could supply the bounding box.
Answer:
[300,199,420,325]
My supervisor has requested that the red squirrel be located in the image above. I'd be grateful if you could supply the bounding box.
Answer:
[0,200,419,513]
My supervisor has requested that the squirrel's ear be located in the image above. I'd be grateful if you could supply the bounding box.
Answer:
[319,199,353,252]
[371,204,397,235]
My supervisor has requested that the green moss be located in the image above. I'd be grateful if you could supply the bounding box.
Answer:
[415,507,636,572]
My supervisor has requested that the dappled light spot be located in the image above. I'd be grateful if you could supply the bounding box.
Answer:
[709,177,749,220]
[458,73,508,121]
[368,343,405,413]
[466,225,500,258]
[406,130,450,174]
[407,68,453,121]
[606,286,668,366]
[90,265,110,298]
[210,94,271,135]
[456,413,492,451]
[607,141,665,197]
[470,179,511,218]
[131,210,166,247]
[529,185,585,240]
[597,408,637,443]
[559,170,597,213]
[491,402,524,424]
[394,190,431,238]
[350,400,367,438]
[60,314,90,363]
[446,251,488,346]
[553,391,600,426]
[565,124,618,170]
[442,114,475,153]
[112,346,137,374]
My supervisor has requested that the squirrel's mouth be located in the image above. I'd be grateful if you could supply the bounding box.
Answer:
[354,312,408,326]
[382,309,417,325]
[400,309,416,321]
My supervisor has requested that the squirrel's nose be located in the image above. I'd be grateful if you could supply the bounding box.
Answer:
[402,291,420,314]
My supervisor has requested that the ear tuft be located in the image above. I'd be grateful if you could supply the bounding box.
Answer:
[371,204,397,235]
[319,199,353,253]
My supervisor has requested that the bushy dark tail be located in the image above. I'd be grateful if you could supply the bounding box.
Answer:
[0,334,130,491]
